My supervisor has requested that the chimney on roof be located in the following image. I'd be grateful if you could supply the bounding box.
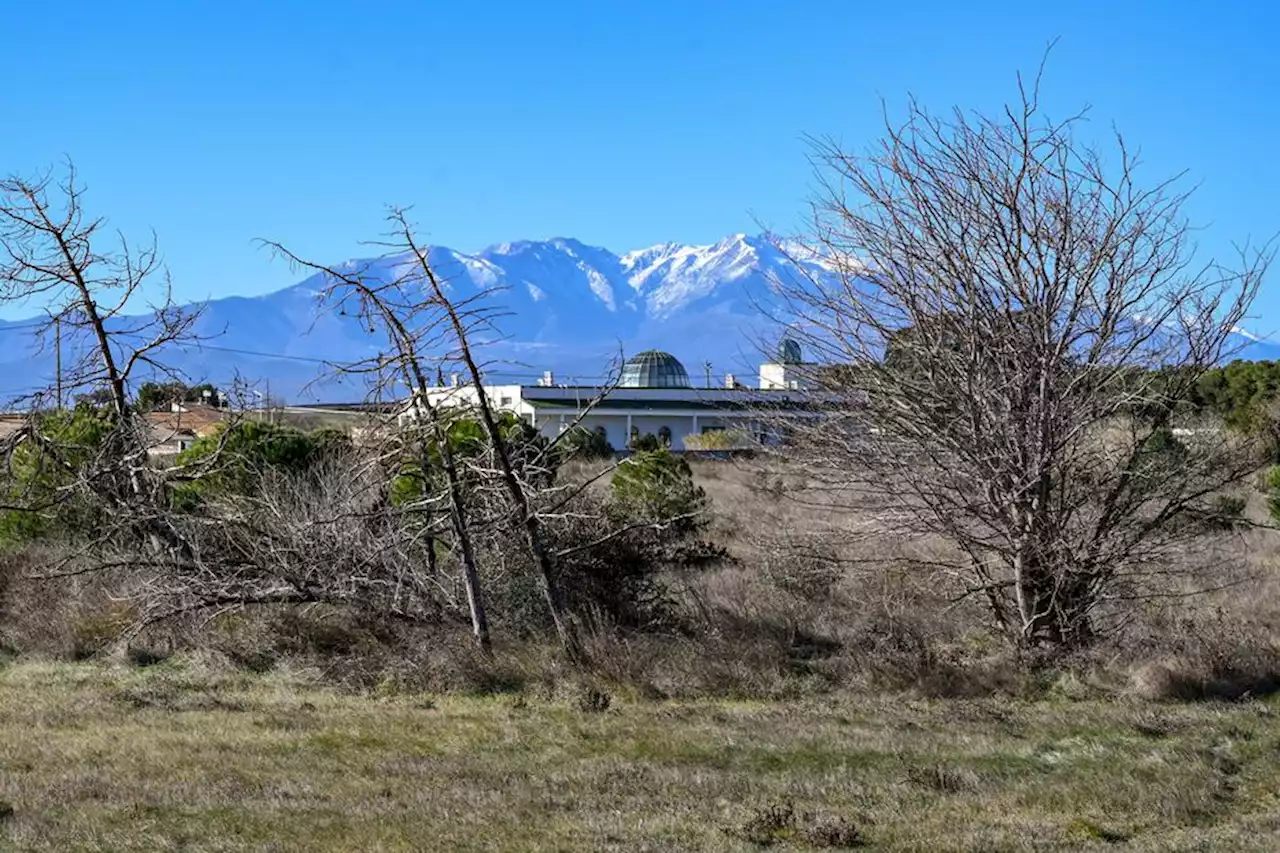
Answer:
[724,373,737,389]
[540,370,554,387]
[450,372,461,388]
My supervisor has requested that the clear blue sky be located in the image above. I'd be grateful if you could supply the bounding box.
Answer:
[3,1,1278,326]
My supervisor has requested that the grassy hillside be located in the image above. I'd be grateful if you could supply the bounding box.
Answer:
[2,658,1279,852]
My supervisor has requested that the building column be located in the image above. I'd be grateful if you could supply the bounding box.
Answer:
[691,414,699,435]
[626,413,633,446]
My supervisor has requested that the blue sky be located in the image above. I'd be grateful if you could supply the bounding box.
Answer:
[3,1,1278,326]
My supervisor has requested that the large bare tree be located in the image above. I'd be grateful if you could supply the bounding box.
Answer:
[775,70,1272,652]
[0,163,204,553]
[262,226,498,652]
[264,208,615,658]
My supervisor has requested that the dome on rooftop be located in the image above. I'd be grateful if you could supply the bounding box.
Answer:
[619,350,690,388]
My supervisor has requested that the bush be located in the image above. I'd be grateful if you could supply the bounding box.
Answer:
[557,426,614,460]
[392,411,552,507]
[610,447,708,532]
[684,429,754,451]
[1210,494,1248,528]
[173,421,343,505]
[631,433,661,453]
[1141,426,1188,463]
[549,512,683,630]
[69,602,134,660]
[1267,466,1280,523]
[1126,608,1280,701]
[0,405,113,546]
[136,381,220,412]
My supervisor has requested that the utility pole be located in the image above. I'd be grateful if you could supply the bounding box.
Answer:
[54,316,62,409]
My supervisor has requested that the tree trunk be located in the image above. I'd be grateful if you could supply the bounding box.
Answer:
[410,239,582,660]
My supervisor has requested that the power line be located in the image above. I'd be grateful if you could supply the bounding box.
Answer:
[172,343,618,381]
[175,343,333,365]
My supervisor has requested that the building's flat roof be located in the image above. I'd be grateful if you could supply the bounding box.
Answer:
[525,398,817,412]
[518,385,778,392]
[527,399,737,412]
[285,402,398,414]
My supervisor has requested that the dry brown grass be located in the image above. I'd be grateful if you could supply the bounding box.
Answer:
[688,458,1280,700]
[4,457,1277,706]
[3,658,1280,851]
[0,460,1277,849]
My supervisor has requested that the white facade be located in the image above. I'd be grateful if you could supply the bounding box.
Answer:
[404,347,822,453]
[758,362,816,391]
[412,382,818,452]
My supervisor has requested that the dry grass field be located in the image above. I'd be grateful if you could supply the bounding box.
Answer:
[1,460,1278,851]
[2,657,1280,852]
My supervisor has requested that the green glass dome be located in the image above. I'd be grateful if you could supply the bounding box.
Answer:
[620,350,691,388]
[778,337,803,364]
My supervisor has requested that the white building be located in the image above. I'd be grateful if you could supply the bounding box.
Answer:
[412,347,818,452]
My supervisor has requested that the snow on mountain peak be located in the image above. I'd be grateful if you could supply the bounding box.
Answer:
[4,230,1278,405]
[616,234,765,317]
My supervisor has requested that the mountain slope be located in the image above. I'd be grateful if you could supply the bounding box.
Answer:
[0,233,1275,404]
[0,234,823,403]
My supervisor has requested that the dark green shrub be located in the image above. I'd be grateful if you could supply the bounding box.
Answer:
[631,433,661,453]
[1267,466,1280,523]
[556,425,614,460]
[0,405,113,546]
[610,447,708,532]
[136,381,220,412]
[1141,426,1187,459]
[391,411,552,506]
[173,421,344,505]
[1211,494,1248,527]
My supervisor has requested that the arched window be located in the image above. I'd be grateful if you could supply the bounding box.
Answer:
[658,425,673,446]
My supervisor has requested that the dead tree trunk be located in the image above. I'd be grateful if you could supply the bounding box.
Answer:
[395,215,582,660]
[260,243,493,652]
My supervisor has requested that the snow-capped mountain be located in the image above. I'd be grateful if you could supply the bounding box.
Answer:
[0,234,828,403]
[0,232,1275,405]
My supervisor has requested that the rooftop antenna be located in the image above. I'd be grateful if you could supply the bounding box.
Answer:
[704,360,712,389]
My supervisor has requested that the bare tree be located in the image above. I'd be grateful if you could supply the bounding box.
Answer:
[265,209,636,659]
[384,210,584,658]
[0,167,660,658]
[260,237,497,653]
[124,451,460,629]
[774,68,1272,652]
[0,163,204,552]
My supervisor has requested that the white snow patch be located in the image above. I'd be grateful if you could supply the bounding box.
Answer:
[621,234,761,317]
[458,255,501,289]
[583,266,616,311]
[1231,326,1266,342]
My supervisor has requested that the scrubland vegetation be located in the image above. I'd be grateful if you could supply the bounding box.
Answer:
[2,75,1280,850]
[2,455,1280,851]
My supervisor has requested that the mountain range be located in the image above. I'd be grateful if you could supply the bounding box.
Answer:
[0,232,1277,404]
